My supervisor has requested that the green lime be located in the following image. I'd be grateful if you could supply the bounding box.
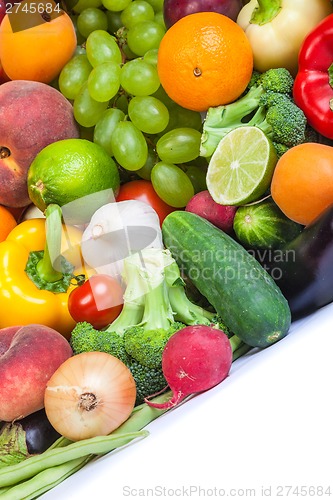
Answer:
[28,139,120,224]
[206,126,278,205]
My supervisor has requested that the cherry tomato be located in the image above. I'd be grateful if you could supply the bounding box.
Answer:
[68,274,124,329]
[116,180,175,224]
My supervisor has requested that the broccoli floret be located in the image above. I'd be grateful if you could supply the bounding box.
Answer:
[200,67,307,158]
[129,359,168,406]
[70,321,101,355]
[124,322,183,370]
[255,92,307,148]
[257,67,294,94]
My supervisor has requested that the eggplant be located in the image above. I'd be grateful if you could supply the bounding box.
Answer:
[263,204,333,320]
[0,408,61,466]
[18,408,61,454]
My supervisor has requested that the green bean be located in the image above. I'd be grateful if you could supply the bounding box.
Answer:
[0,456,92,500]
[0,430,148,488]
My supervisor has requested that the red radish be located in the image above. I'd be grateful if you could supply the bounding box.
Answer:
[185,190,237,233]
[144,325,232,409]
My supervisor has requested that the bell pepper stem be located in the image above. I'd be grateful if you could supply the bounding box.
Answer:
[250,0,281,25]
[36,204,64,283]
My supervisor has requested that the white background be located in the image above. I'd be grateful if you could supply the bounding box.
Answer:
[42,302,333,500]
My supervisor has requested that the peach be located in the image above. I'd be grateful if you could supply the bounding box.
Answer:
[0,80,79,208]
[0,324,73,422]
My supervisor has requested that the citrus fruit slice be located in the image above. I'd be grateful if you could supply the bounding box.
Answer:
[28,139,120,224]
[206,126,278,205]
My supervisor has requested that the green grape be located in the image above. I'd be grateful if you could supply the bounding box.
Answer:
[70,15,86,45]
[143,48,158,66]
[116,27,137,60]
[106,10,123,33]
[151,162,195,208]
[144,0,163,13]
[184,165,207,194]
[156,128,202,164]
[111,121,148,171]
[135,146,159,180]
[93,108,125,156]
[128,95,169,134]
[77,8,108,38]
[79,125,95,141]
[162,104,203,134]
[101,0,131,11]
[171,105,203,130]
[154,11,165,28]
[152,85,176,108]
[121,1,155,29]
[127,20,165,56]
[58,54,92,100]
[111,93,129,114]
[73,0,103,13]
[87,62,121,102]
[86,30,122,66]
[74,45,87,56]
[120,59,160,96]
[73,82,109,128]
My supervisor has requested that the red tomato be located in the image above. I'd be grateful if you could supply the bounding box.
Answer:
[116,180,175,225]
[68,274,124,329]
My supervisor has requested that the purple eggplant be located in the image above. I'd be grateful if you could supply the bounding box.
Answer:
[0,409,61,466]
[263,204,333,320]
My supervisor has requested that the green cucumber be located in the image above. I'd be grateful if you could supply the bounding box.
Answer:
[233,199,303,250]
[162,211,291,348]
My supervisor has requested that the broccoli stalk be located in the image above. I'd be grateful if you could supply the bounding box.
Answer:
[200,67,307,158]
[123,249,184,370]
[164,257,216,325]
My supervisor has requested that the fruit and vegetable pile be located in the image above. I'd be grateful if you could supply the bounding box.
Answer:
[1,0,333,496]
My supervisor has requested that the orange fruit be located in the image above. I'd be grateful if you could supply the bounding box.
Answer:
[0,3,77,84]
[271,143,333,226]
[0,205,17,242]
[157,12,253,112]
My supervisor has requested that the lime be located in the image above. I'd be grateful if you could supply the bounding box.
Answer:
[28,139,120,224]
[206,126,278,205]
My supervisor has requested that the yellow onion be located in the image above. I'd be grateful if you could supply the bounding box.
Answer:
[44,352,137,441]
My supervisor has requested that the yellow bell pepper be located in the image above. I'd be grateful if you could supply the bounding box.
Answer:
[0,206,92,339]
[237,0,332,76]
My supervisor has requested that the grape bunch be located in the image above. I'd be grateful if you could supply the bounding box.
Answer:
[57,0,208,208]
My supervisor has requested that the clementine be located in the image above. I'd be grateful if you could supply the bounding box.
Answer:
[271,143,333,226]
[0,205,17,242]
[0,3,77,84]
[157,12,253,112]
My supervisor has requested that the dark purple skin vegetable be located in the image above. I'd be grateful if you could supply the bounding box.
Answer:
[144,325,233,409]
[0,408,61,455]
[20,408,61,454]
[163,0,243,29]
[263,204,333,320]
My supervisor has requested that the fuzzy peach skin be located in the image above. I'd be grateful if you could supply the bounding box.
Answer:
[0,324,73,422]
[0,80,79,208]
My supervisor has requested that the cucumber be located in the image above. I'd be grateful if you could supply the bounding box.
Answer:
[233,199,303,250]
[162,211,291,348]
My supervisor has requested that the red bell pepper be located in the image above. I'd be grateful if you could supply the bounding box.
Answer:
[293,14,333,140]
